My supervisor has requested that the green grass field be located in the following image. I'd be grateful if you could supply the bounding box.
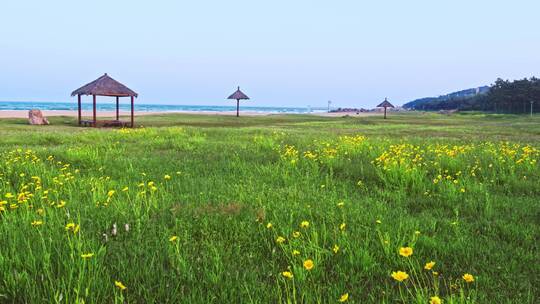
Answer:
[0,112,539,303]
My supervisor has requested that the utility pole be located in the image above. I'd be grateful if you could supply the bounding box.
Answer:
[328,100,332,113]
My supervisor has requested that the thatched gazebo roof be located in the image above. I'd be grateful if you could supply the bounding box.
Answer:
[71,73,138,97]
[227,87,250,100]
[377,98,394,108]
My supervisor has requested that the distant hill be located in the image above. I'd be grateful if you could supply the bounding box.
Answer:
[403,86,490,110]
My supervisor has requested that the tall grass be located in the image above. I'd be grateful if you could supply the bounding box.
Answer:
[0,113,539,303]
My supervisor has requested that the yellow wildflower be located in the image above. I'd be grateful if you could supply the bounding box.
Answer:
[81,253,94,259]
[31,220,43,227]
[56,200,66,208]
[333,244,339,254]
[300,221,309,228]
[391,271,409,282]
[107,190,115,197]
[65,222,80,234]
[164,174,171,180]
[114,280,127,291]
[169,236,178,242]
[5,193,14,199]
[337,201,345,207]
[375,219,382,224]
[462,273,475,283]
[303,259,314,270]
[281,271,293,279]
[339,293,349,302]
[424,261,435,270]
[399,247,413,257]
[17,193,27,202]
[292,231,301,238]
[339,223,346,231]
[292,250,300,256]
[266,222,273,229]
[122,187,129,192]
[430,296,442,304]
[276,236,286,244]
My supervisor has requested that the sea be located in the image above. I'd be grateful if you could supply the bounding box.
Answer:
[0,101,325,114]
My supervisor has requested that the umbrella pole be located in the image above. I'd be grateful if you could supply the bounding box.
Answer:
[236,99,240,117]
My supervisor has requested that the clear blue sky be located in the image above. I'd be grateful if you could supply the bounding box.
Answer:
[0,0,539,108]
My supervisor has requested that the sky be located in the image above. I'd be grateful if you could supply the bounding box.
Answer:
[0,0,539,108]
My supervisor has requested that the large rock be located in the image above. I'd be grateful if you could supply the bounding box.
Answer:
[28,109,50,125]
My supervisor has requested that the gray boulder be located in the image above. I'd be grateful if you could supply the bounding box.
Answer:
[28,109,50,125]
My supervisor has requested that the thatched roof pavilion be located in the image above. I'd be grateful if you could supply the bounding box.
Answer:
[227,86,250,117]
[377,98,395,119]
[71,74,138,127]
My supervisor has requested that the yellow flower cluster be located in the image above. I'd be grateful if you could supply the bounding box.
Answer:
[388,242,476,304]
[280,145,299,164]
[279,135,367,165]
[375,144,425,171]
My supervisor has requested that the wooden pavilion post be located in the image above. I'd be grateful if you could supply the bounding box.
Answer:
[116,96,120,120]
[236,99,240,117]
[130,96,134,128]
[92,95,97,127]
[77,94,81,125]
[384,106,387,119]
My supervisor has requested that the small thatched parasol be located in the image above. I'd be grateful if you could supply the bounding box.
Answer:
[227,86,250,117]
[377,98,395,119]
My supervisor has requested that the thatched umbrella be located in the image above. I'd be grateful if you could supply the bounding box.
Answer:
[71,73,138,127]
[227,86,250,117]
[377,98,395,119]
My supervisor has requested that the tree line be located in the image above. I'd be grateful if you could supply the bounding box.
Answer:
[404,77,539,114]
[478,77,539,113]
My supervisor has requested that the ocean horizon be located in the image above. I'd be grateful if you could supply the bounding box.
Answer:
[0,101,327,114]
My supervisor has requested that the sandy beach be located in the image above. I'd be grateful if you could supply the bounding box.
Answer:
[0,110,274,119]
[0,110,379,119]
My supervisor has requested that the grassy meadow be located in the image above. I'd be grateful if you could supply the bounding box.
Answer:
[0,112,539,303]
